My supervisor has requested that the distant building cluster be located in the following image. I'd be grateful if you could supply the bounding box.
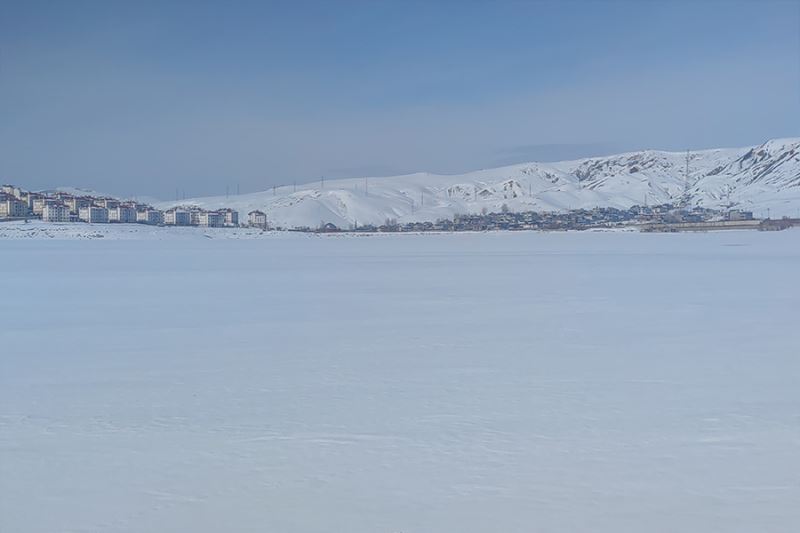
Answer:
[309,204,776,234]
[0,184,239,228]
[163,206,238,227]
[308,204,753,233]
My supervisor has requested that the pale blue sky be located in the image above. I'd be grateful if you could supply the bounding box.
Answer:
[1,0,798,198]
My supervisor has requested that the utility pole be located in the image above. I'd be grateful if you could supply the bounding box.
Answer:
[321,176,324,190]
[684,149,691,208]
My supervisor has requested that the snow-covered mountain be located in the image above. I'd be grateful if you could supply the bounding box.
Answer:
[159,138,800,228]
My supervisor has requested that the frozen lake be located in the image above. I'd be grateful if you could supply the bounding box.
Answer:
[2,229,799,533]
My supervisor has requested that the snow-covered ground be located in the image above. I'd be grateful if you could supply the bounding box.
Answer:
[2,230,799,533]
[0,220,282,240]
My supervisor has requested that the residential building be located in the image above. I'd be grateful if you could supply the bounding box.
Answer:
[136,209,163,225]
[198,210,225,227]
[221,208,239,227]
[65,196,93,214]
[0,195,29,218]
[1,185,25,198]
[27,193,43,205]
[248,210,267,228]
[96,198,120,210]
[42,202,70,222]
[164,208,191,226]
[109,204,137,223]
[31,196,49,215]
[78,206,109,223]
[136,207,164,225]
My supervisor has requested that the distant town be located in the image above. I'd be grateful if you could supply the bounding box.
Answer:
[315,205,797,233]
[0,184,239,228]
[2,183,798,233]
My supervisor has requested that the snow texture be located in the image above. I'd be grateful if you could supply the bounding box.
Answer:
[2,229,800,533]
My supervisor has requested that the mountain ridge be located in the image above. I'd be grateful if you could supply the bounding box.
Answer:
[158,138,800,228]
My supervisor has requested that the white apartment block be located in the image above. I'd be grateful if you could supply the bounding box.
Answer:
[109,205,137,223]
[137,209,164,225]
[78,206,109,223]
[164,209,191,226]
[198,211,225,227]
[1,185,24,198]
[0,196,29,218]
[97,198,120,210]
[221,208,239,227]
[248,210,267,228]
[65,196,93,214]
[42,202,70,222]
[31,196,48,215]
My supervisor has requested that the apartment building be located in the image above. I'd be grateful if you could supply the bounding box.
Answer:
[109,205,137,223]
[248,210,267,228]
[0,195,29,218]
[136,208,164,225]
[42,202,71,222]
[197,211,225,227]
[164,208,191,226]
[78,206,110,223]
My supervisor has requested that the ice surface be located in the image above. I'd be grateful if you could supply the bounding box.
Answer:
[2,230,799,533]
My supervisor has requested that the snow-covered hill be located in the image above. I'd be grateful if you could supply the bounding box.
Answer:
[160,138,800,228]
